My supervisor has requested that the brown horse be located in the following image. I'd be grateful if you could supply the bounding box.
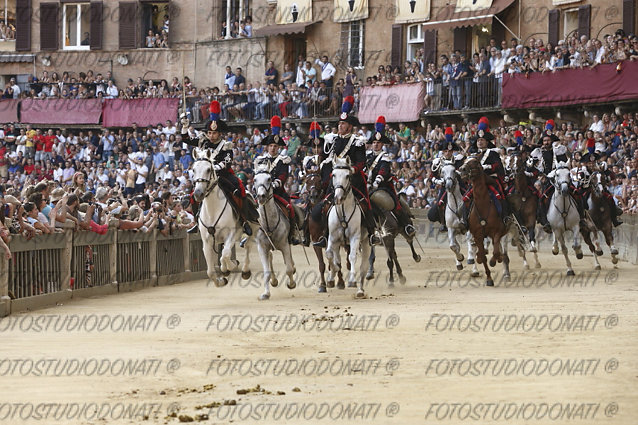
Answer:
[304,172,347,291]
[580,171,619,266]
[506,153,541,269]
[460,157,511,286]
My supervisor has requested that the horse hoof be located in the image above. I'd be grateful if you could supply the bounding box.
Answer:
[467,259,475,265]
[456,264,463,271]
[611,248,619,255]
[566,270,575,276]
[271,278,279,287]
[471,271,480,278]
[524,264,530,270]
[414,255,422,263]
[552,248,559,255]
[594,265,601,271]
[355,291,365,299]
[458,254,465,262]
[489,259,496,267]
[337,281,345,290]
[327,280,335,288]
[388,281,395,288]
[595,250,604,256]
[486,279,494,287]
[530,247,537,253]
[222,269,231,277]
[612,257,619,265]
[287,281,296,290]
[365,272,374,280]
[318,286,327,293]
[241,271,251,280]
[576,252,583,260]
[399,275,407,285]
[259,293,270,301]
[215,277,228,287]
[503,274,511,282]
[535,263,542,269]
[347,282,357,288]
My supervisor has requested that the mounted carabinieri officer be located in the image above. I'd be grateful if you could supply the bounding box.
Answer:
[179,100,258,236]
[316,96,380,246]
[254,116,302,245]
[367,115,415,236]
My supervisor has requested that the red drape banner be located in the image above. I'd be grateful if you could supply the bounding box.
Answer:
[102,98,179,127]
[20,99,103,124]
[0,100,19,123]
[358,83,425,124]
[502,61,638,109]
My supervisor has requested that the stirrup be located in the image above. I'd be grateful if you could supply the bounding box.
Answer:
[404,224,416,237]
[239,236,249,248]
[187,226,198,233]
[369,234,381,246]
[313,236,327,248]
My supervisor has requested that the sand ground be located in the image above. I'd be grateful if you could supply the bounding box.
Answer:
[1,241,636,425]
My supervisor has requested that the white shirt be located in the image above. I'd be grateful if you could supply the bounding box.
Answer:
[315,59,336,81]
[11,84,20,98]
[106,85,119,98]
[162,126,177,136]
[589,120,604,133]
[53,167,64,182]
[135,164,148,184]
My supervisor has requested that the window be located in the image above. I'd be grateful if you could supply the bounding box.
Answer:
[564,8,579,38]
[406,24,423,62]
[348,20,364,68]
[141,2,171,48]
[63,3,90,50]
[1,0,17,42]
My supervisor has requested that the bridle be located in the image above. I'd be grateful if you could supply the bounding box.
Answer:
[253,169,281,239]
[331,164,358,233]
[193,156,218,198]
[332,164,352,198]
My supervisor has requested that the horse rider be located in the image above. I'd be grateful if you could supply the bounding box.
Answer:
[428,126,465,231]
[367,115,416,237]
[529,120,584,232]
[574,151,623,227]
[315,96,380,247]
[299,121,327,246]
[254,116,302,245]
[180,100,258,236]
[462,118,513,223]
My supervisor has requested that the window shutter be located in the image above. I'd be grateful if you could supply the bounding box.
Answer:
[453,27,467,55]
[491,17,505,45]
[391,24,403,68]
[548,9,559,46]
[119,2,138,49]
[15,0,31,51]
[422,29,437,66]
[40,3,59,51]
[578,5,591,39]
[167,1,175,47]
[90,1,103,50]
[624,0,635,35]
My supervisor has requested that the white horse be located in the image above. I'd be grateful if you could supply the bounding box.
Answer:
[547,163,588,275]
[325,157,370,298]
[441,162,479,276]
[253,164,296,300]
[192,148,252,286]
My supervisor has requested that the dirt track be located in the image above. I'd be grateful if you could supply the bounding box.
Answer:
[1,242,637,425]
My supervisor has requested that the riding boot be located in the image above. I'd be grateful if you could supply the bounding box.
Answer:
[513,210,528,234]
[439,203,447,233]
[312,200,329,248]
[365,209,381,245]
[538,199,551,233]
[608,198,623,227]
[288,213,301,246]
[577,197,588,228]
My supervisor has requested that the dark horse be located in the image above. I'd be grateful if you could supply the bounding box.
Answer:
[460,158,512,286]
[580,171,619,266]
[506,153,541,269]
[304,172,347,292]
[367,194,422,285]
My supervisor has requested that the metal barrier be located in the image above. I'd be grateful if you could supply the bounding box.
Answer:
[116,232,152,284]
[157,232,186,277]
[427,77,502,113]
[71,231,115,289]
[189,234,208,273]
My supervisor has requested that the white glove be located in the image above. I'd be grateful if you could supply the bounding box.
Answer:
[482,164,492,171]
[272,179,282,189]
[213,164,222,172]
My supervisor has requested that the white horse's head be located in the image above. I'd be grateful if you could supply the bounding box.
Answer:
[553,162,572,196]
[253,162,272,205]
[441,161,459,191]
[192,148,219,202]
[331,157,353,205]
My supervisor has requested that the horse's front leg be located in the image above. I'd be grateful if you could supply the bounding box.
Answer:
[256,240,271,300]
[449,227,464,270]
[315,246,328,292]
[357,239,370,298]
[466,232,480,277]
[557,230,574,276]
[202,233,226,287]
[366,245,375,280]
[241,237,252,280]
[280,242,296,290]
[325,236,337,288]
[347,237,360,288]
[490,233,503,267]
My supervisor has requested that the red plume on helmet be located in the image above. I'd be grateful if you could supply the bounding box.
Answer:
[209,100,221,121]
[270,116,281,135]
[309,121,321,139]
[545,119,555,130]
[375,116,386,133]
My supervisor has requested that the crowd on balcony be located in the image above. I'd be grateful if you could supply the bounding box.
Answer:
[2,106,638,258]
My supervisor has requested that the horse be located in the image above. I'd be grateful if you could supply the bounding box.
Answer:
[440,161,479,276]
[253,164,296,300]
[366,192,422,286]
[582,171,619,266]
[459,157,513,286]
[304,171,347,292]
[505,153,541,269]
[546,163,593,274]
[192,148,252,287]
[325,157,370,298]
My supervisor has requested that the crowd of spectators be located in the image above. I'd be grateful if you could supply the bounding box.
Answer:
[219,16,253,39]
[2,108,638,258]
[0,21,15,40]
